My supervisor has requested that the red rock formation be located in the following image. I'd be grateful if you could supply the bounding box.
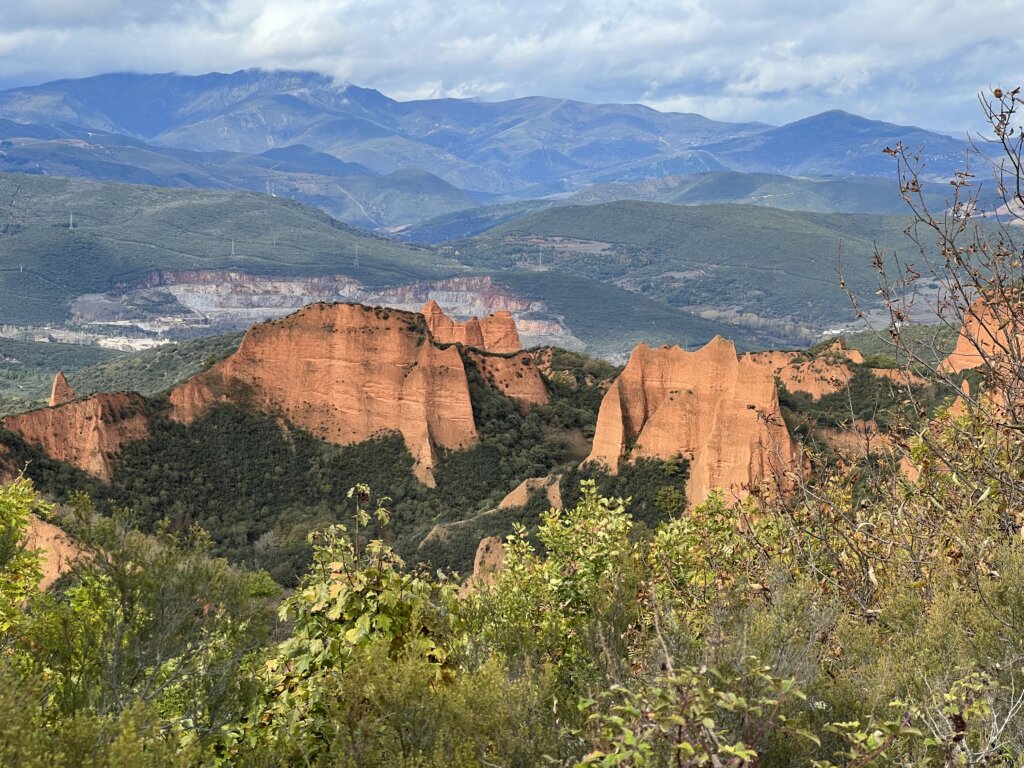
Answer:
[422,300,523,353]
[422,300,484,347]
[498,475,563,509]
[169,303,479,485]
[749,339,922,400]
[25,516,81,590]
[466,350,549,407]
[49,371,77,406]
[479,311,522,353]
[943,297,1024,375]
[463,536,506,593]
[586,337,799,505]
[3,393,150,481]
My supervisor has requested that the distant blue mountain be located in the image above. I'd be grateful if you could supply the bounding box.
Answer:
[703,110,967,180]
[0,70,972,223]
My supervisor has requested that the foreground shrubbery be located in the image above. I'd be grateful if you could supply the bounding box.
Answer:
[4,386,1024,767]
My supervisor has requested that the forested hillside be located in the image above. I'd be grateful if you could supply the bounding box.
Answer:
[449,200,919,339]
[0,174,459,324]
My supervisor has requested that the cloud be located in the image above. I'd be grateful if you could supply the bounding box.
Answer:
[0,0,1022,131]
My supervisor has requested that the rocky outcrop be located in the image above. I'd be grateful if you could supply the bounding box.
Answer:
[479,311,522,354]
[464,536,506,593]
[466,350,549,407]
[750,339,923,399]
[26,516,81,590]
[498,475,563,509]
[420,303,547,408]
[943,297,1023,375]
[422,300,486,347]
[422,301,523,353]
[169,303,479,485]
[49,371,77,406]
[586,337,799,505]
[3,393,150,481]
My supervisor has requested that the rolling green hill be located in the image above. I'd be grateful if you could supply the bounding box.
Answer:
[0,173,464,325]
[494,271,785,357]
[451,200,919,339]
[564,170,963,214]
[0,332,245,416]
[0,338,121,415]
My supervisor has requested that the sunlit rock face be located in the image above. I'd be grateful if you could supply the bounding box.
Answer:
[587,337,798,505]
[3,392,150,481]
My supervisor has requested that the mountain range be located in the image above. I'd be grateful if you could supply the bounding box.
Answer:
[0,69,970,228]
[0,68,976,357]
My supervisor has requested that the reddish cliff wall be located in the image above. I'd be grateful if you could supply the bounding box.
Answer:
[942,297,1024,375]
[169,303,479,485]
[466,350,548,407]
[749,339,923,399]
[26,516,81,590]
[422,300,524,353]
[3,393,150,481]
[586,337,798,505]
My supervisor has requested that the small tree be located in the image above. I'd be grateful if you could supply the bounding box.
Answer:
[0,475,47,636]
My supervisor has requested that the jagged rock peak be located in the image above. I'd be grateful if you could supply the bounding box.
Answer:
[3,392,151,481]
[421,300,523,353]
[586,336,799,506]
[49,371,77,406]
[169,302,479,486]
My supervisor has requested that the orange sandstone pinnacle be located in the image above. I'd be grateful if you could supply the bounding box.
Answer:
[422,300,523,353]
[170,302,546,485]
[586,337,799,505]
[49,371,77,406]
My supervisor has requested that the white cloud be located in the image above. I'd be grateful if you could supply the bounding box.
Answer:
[0,0,1022,130]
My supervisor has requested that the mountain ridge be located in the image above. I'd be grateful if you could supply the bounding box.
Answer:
[0,69,968,199]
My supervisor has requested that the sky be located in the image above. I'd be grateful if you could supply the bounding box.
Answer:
[1,0,1022,132]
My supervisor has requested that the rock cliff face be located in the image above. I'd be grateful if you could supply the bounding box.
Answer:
[49,371,77,406]
[498,475,563,509]
[422,300,486,347]
[3,393,150,481]
[479,312,522,354]
[102,271,579,348]
[750,339,922,399]
[422,300,524,353]
[464,536,506,593]
[466,350,549,407]
[169,303,490,485]
[943,298,1023,375]
[586,337,798,505]
[26,516,81,590]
